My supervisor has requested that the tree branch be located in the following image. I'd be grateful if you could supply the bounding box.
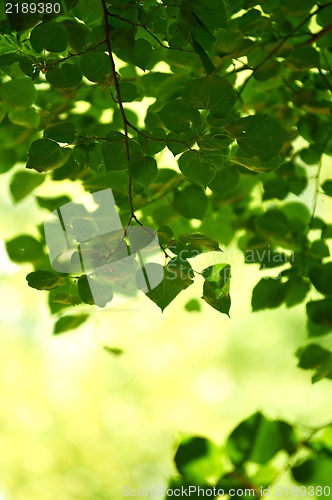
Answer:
[236,1,332,100]
[101,0,142,226]
[106,10,193,53]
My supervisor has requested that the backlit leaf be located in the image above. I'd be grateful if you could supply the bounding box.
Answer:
[128,152,158,187]
[142,260,194,311]
[2,78,36,108]
[178,150,218,187]
[54,314,89,334]
[10,170,45,202]
[226,114,285,161]
[182,74,236,118]
[202,263,231,316]
[30,21,68,53]
[26,270,67,290]
[26,139,71,172]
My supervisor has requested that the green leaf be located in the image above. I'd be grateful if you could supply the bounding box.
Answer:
[296,344,332,383]
[183,0,227,30]
[10,170,45,202]
[77,274,95,305]
[307,299,332,332]
[322,225,332,239]
[282,201,311,228]
[225,114,285,161]
[36,195,71,212]
[30,21,68,53]
[19,56,39,78]
[214,27,253,57]
[118,82,140,102]
[285,278,310,308]
[232,153,284,173]
[0,53,22,66]
[263,175,289,200]
[101,139,128,172]
[175,436,223,483]
[257,209,289,236]
[322,180,332,197]
[300,146,321,165]
[208,166,239,194]
[157,226,174,247]
[297,344,331,370]
[2,78,36,108]
[252,278,287,311]
[292,456,332,486]
[73,142,103,171]
[26,270,67,290]
[6,235,44,263]
[178,233,222,253]
[202,263,231,316]
[128,151,158,187]
[185,298,201,312]
[66,218,99,243]
[178,150,218,187]
[145,128,167,156]
[310,263,332,296]
[80,52,112,83]
[280,0,315,17]
[8,108,40,128]
[158,100,200,133]
[53,292,82,306]
[173,184,208,220]
[7,10,40,33]
[191,39,216,76]
[227,412,297,466]
[127,226,156,253]
[286,46,320,71]
[77,274,113,308]
[44,122,77,144]
[103,347,123,356]
[128,39,153,70]
[0,35,19,55]
[312,360,332,383]
[142,260,194,311]
[309,240,330,259]
[182,74,236,118]
[46,63,83,91]
[166,130,196,156]
[26,139,71,172]
[73,0,103,23]
[54,314,89,334]
[177,3,216,52]
[63,19,90,53]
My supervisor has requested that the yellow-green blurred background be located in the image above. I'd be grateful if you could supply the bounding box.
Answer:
[1,112,332,499]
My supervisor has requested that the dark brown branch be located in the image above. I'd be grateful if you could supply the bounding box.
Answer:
[318,68,332,91]
[126,121,200,149]
[101,0,141,226]
[47,41,106,69]
[301,21,332,46]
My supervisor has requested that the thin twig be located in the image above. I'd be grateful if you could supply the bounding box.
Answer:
[310,155,324,229]
[106,9,193,53]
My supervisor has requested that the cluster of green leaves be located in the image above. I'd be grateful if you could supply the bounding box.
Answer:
[1,0,332,379]
[166,412,332,499]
